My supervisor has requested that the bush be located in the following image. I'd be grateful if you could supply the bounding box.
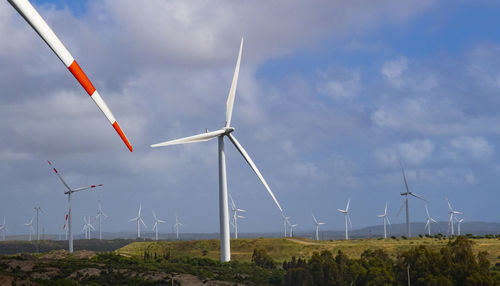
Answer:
[252,248,276,269]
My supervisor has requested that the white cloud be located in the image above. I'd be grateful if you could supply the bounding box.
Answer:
[317,68,360,99]
[375,139,434,166]
[446,136,495,160]
[381,57,408,87]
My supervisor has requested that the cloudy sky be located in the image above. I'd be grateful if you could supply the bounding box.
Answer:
[1,0,500,236]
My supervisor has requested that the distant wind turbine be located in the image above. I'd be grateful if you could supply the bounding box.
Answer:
[377,202,391,239]
[312,214,325,241]
[282,214,291,237]
[289,223,298,238]
[82,216,95,239]
[152,210,166,241]
[96,200,108,240]
[337,199,352,240]
[446,198,462,236]
[129,204,147,238]
[0,217,6,241]
[455,217,464,236]
[398,161,428,237]
[230,194,246,239]
[48,161,102,253]
[151,38,283,262]
[33,205,44,241]
[24,216,34,241]
[424,205,437,236]
[173,215,183,240]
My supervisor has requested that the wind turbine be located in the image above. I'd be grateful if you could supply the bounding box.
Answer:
[173,215,183,240]
[312,214,325,241]
[82,216,95,239]
[424,205,437,236]
[230,194,246,239]
[24,216,34,241]
[289,223,298,238]
[47,160,102,253]
[96,200,108,240]
[151,38,283,262]
[398,161,428,237]
[282,214,291,237]
[7,0,132,151]
[129,204,147,238]
[446,198,462,236]
[337,199,352,240]
[455,217,464,236]
[152,210,166,241]
[0,217,7,241]
[377,202,391,239]
[33,205,43,241]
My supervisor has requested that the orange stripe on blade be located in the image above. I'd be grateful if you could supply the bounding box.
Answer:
[68,60,96,96]
[112,121,133,152]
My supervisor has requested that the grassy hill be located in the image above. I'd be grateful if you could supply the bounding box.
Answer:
[117,236,500,264]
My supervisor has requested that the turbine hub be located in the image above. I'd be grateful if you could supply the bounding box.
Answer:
[223,127,235,134]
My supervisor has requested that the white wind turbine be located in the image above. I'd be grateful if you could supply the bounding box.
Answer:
[282,214,291,237]
[455,217,464,236]
[0,217,6,241]
[173,215,183,240]
[289,223,299,238]
[312,214,325,241]
[230,194,246,239]
[48,161,102,253]
[151,38,283,262]
[96,200,108,240]
[152,211,166,241]
[7,0,133,151]
[129,204,147,239]
[337,199,352,240]
[398,161,428,237]
[24,216,35,241]
[33,205,43,241]
[446,198,462,236]
[82,216,95,239]
[377,202,391,239]
[424,205,437,236]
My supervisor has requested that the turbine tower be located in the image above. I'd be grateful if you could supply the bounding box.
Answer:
[282,214,291,237]
[48,161,102,253]
[152,210,166,241]
[151,38,283,262]
[337,199,352,240]
[173,215,183,240]
[96,200,108,240]
[230,194,246,239]
[82,216,95,239]
[0,217,7,241]
[7,0,132,151]
[33,205,43,241]
[447,198,462,236]
[455,217,464,236]
[399,161,428,237]
[129,204,147,238]
[312,214,325,241]
[377,202,391,239]
[289,223,298,238]
[424,205,437,236]
[24,216,34,241]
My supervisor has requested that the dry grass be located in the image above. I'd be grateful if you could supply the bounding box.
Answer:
[117,236,500,264]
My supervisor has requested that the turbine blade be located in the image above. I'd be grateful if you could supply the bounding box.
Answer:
[225,38,244,128]
[151,129,225,147]
[7,0,132,151]
[47,161,71,191]
[227,133,282,212]
[425,205,430,218]
[431,218,437,223]
[312,214,317,224]
[347,215,352,229]
[229,194,236,210]
[446,198,453,211]
[396,200,405,218]
[128,217,138,222]
[410,192,428,203]
[73,184,103,193]
[386,216,391,227]
[399,160,411,193]
[346,199,350,211]
[140,218,147,229]
[152,210,157,221]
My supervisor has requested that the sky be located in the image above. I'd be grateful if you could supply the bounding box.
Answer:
[1,0,500,237]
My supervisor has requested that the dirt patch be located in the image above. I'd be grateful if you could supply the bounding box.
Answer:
[30,267,60,280]
[6,259,35,272]
[173,274,245,286]
[69,267,101,279]
[286,238,320,245]
[73,250,96,259]
[0,274,14,285]
[40,249,68,260]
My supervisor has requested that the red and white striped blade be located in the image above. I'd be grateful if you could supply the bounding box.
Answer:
[7,0,133,152]
[47,160,71,192]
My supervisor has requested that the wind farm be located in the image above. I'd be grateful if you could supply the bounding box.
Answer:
[1,0,500,284]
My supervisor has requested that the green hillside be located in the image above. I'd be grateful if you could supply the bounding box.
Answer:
[117,236,500,264]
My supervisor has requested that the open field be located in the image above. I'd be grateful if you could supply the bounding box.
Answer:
[117,236,500,264]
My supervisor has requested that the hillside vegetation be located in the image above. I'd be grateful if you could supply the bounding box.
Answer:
[117,236,500,265]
